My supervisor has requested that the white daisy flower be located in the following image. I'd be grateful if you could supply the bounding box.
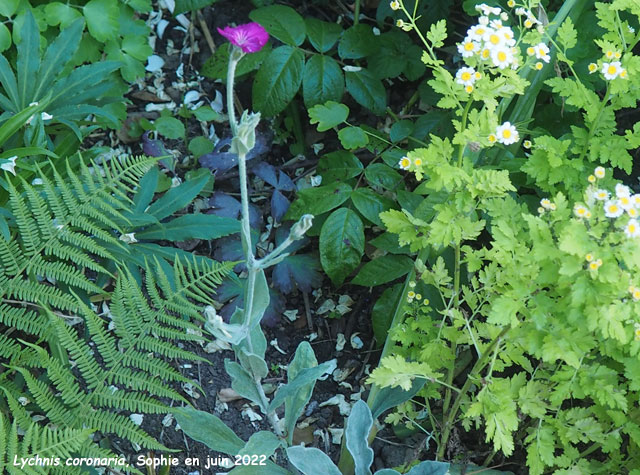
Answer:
[478,16,490,26]
[491,46,513,69]
[627,208,638,218]
[594,166,605,178]
[602,61,623,80]
[467,24,489,41]
[631,194,640,207]
[515,7,526,16]
[593,189,610,201]
[390,0,400,10]
[625,219,640,238]
[574,205,589,218]
[457,39,480,57]
[604,200,624,218]
[533,43,551,63]
[619,195,634,210]
[456,67,478,86]
[398,156,411,170]
[616,183,631,197]
[500,27,516,46]
[483,28,506,48]
[540,198,552,209]
[489,19,505,30]
[495,121,519,145]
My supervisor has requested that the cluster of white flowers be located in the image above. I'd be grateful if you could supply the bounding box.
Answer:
[457,7,520,70]
[455,67,482,92]
[514,6,544,32]
[588,50,628,80]
[398,155,422,170]
[582,167,640,239]
[538,198,557,214]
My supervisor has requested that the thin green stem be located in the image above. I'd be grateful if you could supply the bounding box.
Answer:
[457,99,473,167]
[436,325,511,460]
[353,0,361,25]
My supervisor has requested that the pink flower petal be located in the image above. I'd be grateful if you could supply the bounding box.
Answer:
[218,22,269,54]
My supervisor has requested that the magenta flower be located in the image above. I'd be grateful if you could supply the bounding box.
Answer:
[218,22,269,54]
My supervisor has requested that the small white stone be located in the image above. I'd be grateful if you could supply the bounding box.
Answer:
[145,54,165,72]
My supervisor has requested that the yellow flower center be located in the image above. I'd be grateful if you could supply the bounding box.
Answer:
[400,158,410,167]
[588,64,596,72]
[577,208,585,215]
[502,129,512,138]
[629,224,637,233]
[585,254,593,262]
[527,47,534,55]
[608,65,617,75]
[621,70,627,78]
[609,205,619,213]
[497,51,507,61]
[535,62,543,70]
[414,159,422,166]
[589,262,598,270]
[477,28,486,35]
[461,72,471,81]
[465,42,475,51]
[490,34,500,45]
[606,51,613,58]
[488,134,497,143]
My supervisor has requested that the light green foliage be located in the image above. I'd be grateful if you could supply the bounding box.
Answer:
[368,1,640,473]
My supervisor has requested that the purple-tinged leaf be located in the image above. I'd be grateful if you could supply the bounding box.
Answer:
[271,189,290,222]
[142,131,175,171]
[277,171,295,191]
[199,128,273,174]
[214,231,259,272]
[208,192,262,229]
[273,254,323,294]
[253,161,279,187]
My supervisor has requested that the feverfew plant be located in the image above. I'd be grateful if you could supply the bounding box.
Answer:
[366,0,640,474]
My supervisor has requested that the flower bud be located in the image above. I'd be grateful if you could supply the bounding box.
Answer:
[231,110,261,156]
[290,214,314,240]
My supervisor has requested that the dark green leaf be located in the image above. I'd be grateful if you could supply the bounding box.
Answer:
[370,378,426,420]
[16,10,40,108]
[285,182,352,219]
[305,17,342,53]
[338,24,376,59]
[390,120,414,143]
[252,46,304,117]
[174,0,218,16]
[0,24,11,52]
[249,5,306,46]
[351,255,413,287]
[317,150,362,182]
[350,188,395,226]
[320,208,365,286]
[173,406,244,455]
[345,69,386,115]
[132,166,160,213]
[134,214,240,241]
[365,163,403,190]
[371,284,402,346]
[369,232,410,254]
[145,173,209,220]
[201,42,271,81]
[302,55,344,108]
